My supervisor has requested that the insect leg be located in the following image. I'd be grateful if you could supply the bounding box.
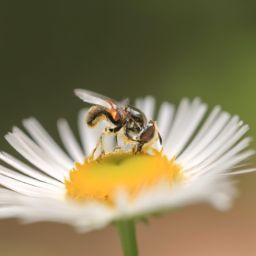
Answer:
[90,134,104,159]
[136,143,144,153]
[91,128,109,159]
[107,125,123,150]
[107,125,122,133]
[158,132,162,145]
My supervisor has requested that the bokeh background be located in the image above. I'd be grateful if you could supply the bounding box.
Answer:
[1,1,256,255]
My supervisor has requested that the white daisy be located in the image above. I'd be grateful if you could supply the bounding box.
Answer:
[0,90,254,243]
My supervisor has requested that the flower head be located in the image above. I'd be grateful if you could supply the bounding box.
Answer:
[0,91,254,232]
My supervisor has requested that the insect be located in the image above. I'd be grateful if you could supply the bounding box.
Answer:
[74,89,162,156]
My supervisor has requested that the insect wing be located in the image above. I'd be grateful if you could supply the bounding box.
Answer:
[119,98,129,107]
[74,89,116,109]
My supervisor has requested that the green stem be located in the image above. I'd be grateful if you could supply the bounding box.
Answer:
[116,219,138,256]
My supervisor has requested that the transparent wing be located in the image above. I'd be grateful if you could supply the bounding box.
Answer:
[74,89,116,109]
[119,98,129,107]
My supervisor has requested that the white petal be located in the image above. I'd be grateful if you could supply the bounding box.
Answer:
[156,102,175,141]
[178,105,222,162]
[141,96,156,120]
[184,123,250,173]
[0,174,63,198]
[199,150,255,176]
[0,194,115,233]
[0,151,63,188]
[114,176,237,218]
[164,98,190,156]
[5,128,67,181]
[189,138,254,176]
[135,98,144,111]
[0,206,27,218]
[178,111,231,165]
[224,168,256,175]
[135,96,156,120]
[57,118,84,163]
[23,118,73,169]
[165,98,207,157]
[0,164,64,192]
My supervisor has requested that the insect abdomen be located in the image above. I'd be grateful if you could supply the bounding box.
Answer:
[86,106,108,127]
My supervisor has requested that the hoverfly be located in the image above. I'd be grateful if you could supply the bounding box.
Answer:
[74,89,162,156]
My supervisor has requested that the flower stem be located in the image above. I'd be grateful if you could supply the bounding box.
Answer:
[116,219,138,256]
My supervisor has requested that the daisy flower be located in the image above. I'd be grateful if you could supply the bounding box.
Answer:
[0,89,254,256]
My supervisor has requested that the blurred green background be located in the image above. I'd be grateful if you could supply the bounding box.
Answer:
[1,1,256,255]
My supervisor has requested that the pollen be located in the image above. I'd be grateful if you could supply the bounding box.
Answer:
[65,151,183,205]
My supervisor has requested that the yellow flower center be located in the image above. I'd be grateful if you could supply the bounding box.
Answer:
[65,151,183,205]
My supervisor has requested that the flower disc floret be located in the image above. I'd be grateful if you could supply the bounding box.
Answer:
[65,151,183,205]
